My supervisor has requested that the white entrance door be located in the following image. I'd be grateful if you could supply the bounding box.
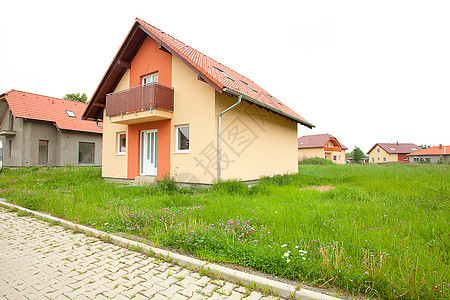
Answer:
[140,129,157,176]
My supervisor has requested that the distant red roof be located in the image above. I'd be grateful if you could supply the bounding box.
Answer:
[83,18,314,128]
[407,145,449,156]
[1,90,102,134]
[367,143,421,154]
[298,133,347,150]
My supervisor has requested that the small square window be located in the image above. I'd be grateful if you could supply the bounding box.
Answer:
[66,110,76,118]
[377,149,380,153]
[117,132,126,155]
[79,142,94,164]
[176,125,189,152]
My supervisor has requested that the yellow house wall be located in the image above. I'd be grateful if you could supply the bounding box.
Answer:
[298,148,324,161]
[368,145,398,164]
[215,93,298,181]
[298,148,346,164]
[101,68,130,178]
[170,56,217,183]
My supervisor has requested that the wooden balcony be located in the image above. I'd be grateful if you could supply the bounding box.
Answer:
[106,83,174,118]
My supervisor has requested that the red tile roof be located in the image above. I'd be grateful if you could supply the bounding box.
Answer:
[83,18,314,128]
[367,143,421,154]
[407,145,449,156]
[1,90,102,134]
[298,133,347,150]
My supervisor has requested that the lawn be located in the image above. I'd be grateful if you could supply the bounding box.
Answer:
[0,163,448,299]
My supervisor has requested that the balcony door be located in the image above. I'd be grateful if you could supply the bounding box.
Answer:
[140,129,157,176]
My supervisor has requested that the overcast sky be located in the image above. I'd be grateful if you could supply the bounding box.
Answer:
[1,0,448,152]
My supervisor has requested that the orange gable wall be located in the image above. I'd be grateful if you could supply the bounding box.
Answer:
[130,37,172,87]
[127,36,172,180]
[127,120,171,180]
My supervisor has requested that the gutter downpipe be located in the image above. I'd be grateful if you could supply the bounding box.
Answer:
[218,92,242,182]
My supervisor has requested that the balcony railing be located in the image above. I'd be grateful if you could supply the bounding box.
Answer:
[106,83,174,117]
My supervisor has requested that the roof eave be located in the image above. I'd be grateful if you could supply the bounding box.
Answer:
[223,88,315,128]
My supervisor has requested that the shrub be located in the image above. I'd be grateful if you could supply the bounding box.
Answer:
[299,157,334,165]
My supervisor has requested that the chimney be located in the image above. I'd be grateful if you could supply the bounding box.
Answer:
[439,144,442,149]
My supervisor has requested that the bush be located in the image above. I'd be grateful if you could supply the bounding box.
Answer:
[299,157,334,165]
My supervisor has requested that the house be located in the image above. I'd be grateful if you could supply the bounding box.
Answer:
[367,143,422,164]
[0,90,102,167]
[346,157,369,164]
[82,18,314,184]
[297,134,347,164]
[407,145,449,164]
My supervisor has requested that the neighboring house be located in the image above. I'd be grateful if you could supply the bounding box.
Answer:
[367,143,422,164]
[0,90,102,167]
[297,134,347,164]
[407,145,449,164]
[346,157,369,164]
[82,18,314,184]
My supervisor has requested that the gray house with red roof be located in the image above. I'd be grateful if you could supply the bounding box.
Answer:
[0,90,102,167]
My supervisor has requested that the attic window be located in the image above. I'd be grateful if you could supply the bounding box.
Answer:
[390,148,396,151]
[66,110,76,118]
[411,148,417,151]
[267,94,283,106]
[214,66,235,81]
[240,80,258,93]
[299,142,304,145]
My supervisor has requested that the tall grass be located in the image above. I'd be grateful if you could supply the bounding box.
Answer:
[0,164,448,299]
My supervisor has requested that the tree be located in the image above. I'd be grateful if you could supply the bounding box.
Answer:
[63,93,87,103]
[349,146,365,164]
[419,145,431,149]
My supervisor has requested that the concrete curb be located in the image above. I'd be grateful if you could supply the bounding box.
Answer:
[0,200,340,300]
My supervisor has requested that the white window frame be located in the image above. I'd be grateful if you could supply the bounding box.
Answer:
[117,132,126,155]
[175,125,189,153]
[142,72,159,85]
[66,110,76,118]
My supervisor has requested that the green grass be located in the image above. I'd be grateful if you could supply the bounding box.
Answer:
[0,164,448,299]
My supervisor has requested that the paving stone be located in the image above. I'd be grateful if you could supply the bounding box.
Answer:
[0,207,290,300]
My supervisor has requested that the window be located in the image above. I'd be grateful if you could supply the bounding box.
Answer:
[411,148,417,151]
[414,157,419,162]
[38,140,48,165]
[240,80,258,93]
[383,157,386,162]
[78,142,94,164]
[176,125,189,152]
[66,110,76,118]
[333,155,337,161]
[403,157,408,160]
[213,66,234,81]
[390,148,396,151]
[142,73,159,85]
[9,110,14,130]
[117,132,126,155]
[8,140,12,158]
[372,158,374,162]
[377,149,380,153]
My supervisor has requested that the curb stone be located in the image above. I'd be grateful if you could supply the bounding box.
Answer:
[0,199,340,300]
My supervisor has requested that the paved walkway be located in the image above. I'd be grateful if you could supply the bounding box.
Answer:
[0,207,280,300]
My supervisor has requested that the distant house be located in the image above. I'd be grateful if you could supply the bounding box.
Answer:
[0,90,102,167]
[367,143,421,164]
[298,134,347,164]
[407,145,449,164]
[346,157,369,164]
[82,18,314,184]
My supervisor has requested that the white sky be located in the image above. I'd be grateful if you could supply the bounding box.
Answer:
[1,0,449,153]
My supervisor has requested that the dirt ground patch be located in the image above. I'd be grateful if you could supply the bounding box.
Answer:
[300,185,336,192]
